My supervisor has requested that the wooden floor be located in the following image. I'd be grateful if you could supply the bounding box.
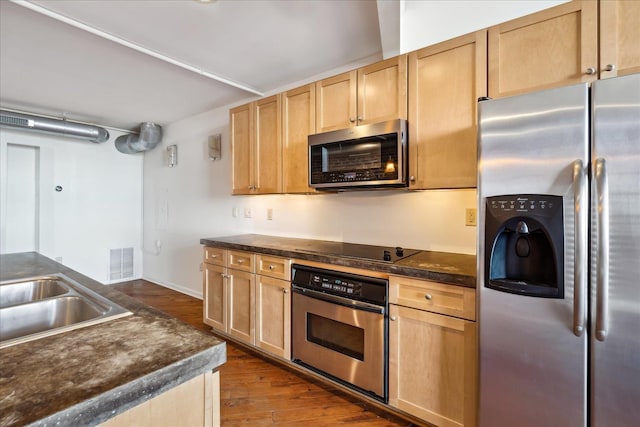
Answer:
[112,280,418,426]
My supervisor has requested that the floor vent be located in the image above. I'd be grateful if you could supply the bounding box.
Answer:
[109,247,134,281]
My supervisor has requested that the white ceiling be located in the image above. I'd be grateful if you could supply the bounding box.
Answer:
[0,0,384,130]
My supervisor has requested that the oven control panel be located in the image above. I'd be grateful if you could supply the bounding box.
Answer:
[291,264,387,305]
[312,273,363,296]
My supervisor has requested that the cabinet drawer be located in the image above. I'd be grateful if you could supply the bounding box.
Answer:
[389,276,476,321]
[227,250,255,272]
[204,247,225,266]
[257,255,291,280]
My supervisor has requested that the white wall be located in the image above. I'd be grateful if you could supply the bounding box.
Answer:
[0,128,143,283]
[400,0,569,53]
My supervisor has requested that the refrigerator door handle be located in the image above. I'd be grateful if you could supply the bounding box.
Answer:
[595,158,609,341]
[573,159,587,337]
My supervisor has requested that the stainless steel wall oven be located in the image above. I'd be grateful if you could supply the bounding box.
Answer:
[291,264,388,402]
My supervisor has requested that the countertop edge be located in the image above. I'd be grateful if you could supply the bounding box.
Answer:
[29,343,226,427]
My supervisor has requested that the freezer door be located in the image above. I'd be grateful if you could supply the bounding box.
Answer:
[477,83,589,427]
[590,73,640,427]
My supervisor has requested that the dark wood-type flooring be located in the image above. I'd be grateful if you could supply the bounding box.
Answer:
[113,279,418,426]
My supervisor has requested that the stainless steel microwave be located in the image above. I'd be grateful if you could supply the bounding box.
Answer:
[308,119,407,190]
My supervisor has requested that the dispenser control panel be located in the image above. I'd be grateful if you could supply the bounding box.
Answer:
[487,195,562,218]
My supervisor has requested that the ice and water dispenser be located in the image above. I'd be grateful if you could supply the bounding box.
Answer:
[484,195,564,298]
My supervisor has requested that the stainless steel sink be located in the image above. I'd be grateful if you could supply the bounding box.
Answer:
[0,278,69,308]
[0,274,131,348]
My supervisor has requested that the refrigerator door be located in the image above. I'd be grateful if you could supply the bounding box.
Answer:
[590,73,640,427]
[477,84,589,427]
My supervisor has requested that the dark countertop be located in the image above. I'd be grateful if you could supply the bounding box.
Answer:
[200,234,476,288]
[0,252,226,427]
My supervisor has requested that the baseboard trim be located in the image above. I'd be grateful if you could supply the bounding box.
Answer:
[141,276,203,300]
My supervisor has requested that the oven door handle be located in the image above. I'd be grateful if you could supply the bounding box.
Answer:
[292,285,385,314]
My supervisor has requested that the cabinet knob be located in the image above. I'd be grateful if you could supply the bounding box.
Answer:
[409,175,416,182]
[237,259,244,264]
[357,116,363,122]
[268,264,275,270]
[390,316,397,321]
[210,254,217,258]
[349,117,356,123]
[604,64,616,72]
[585,67,597,75]
[424,293,433,300]
[282,288,288,294]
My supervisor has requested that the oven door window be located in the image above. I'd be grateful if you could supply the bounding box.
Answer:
[307,313,364,361]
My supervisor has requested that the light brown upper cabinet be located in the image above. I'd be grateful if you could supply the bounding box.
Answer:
[408,31,487,189]
[316,55,407,133]
[230,102,252,195]
[599,0,640,79]
[282,84,316,194]
[489,0,598,98]
[230,95,282,195]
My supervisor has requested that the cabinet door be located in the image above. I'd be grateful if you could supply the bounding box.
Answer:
[282,84,316,194]
[315,70,357,133]
[254,95,282,194]
[599,0,640,79]
[203,263,226,333]
[227,269,255,345]
[409,31,486,189]
[488,0,598,98]
[358,55,407,125]
[255,275,291,359]
[389,304,477,427]
[230,103,254,195]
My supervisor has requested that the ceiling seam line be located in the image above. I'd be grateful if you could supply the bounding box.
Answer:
[9,0,265,97]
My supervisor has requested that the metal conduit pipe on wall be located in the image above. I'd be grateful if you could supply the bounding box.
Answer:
[0,109,110,143]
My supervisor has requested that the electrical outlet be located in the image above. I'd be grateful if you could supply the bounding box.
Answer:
[244,207,252,218]
[465,208,477,226]
[267,208,273,220]
[232,207,239,218]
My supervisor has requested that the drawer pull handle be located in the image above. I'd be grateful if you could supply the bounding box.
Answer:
[424,294,433,300]
[269,264,275,270]
[210,254,217,258]
[237,259,244,264]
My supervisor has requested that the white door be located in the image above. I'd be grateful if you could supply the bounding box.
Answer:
[3,144,39,253]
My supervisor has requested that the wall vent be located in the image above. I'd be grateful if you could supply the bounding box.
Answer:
[109,247,134,281]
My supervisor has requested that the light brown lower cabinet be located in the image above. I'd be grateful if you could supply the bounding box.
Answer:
[255,275,291,359]
[99,371,220,427]
[203,249,291,359]
[226,268,255,345]
[203,263,255,346]
[388,304,477,427]
[203,263,226,332]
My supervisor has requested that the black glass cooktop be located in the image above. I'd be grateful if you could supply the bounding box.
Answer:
[296,241,419,263]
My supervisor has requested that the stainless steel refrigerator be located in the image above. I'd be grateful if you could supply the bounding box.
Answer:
[477,73,640,427]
